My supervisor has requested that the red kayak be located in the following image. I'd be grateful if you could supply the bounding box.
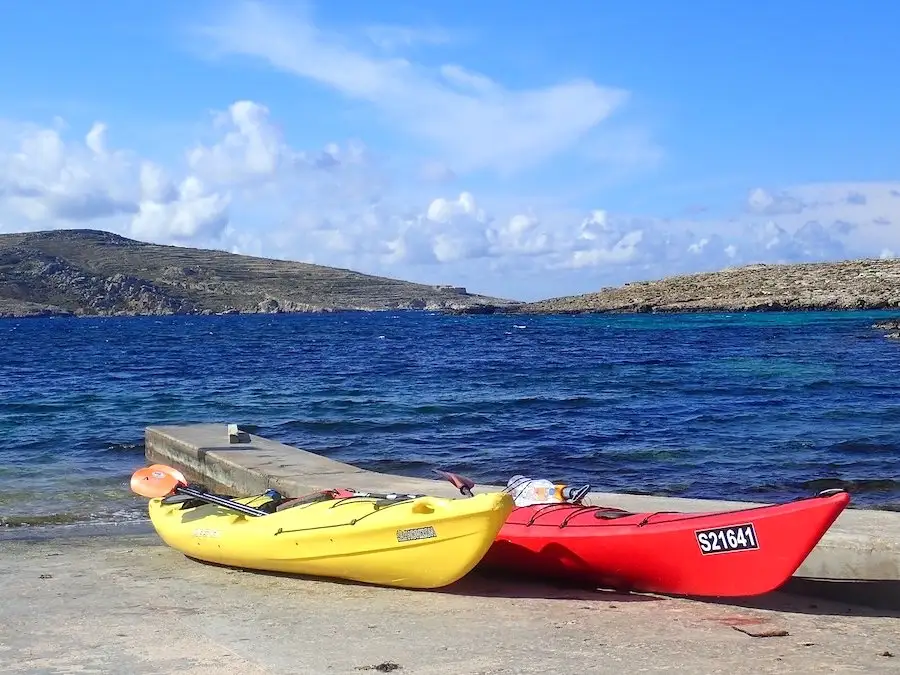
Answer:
[477,488,850,597]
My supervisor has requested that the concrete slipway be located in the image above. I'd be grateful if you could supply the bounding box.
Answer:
[2,423,898,675]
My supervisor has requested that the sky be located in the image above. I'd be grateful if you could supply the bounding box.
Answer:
[1,1,899,301]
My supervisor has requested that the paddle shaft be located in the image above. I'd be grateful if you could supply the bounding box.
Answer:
[173,485,269,517]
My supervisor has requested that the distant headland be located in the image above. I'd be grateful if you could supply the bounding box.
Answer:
[460,259,900,315]
[3,228,900,318]
[0,229,512,318]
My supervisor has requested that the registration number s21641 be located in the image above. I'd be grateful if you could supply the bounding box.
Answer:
[695,523,759,554]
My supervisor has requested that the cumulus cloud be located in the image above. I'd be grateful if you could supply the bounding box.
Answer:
[0,121,138,223]
[2,97,900,301]
[131,176,230,242]
[193,1,631,175]
[746,187,805,215]
[0,113,231,242]
[187,100,298,186]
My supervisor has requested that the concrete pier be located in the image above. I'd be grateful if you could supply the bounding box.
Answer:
[2,532,899,674]
[143,423,900,605]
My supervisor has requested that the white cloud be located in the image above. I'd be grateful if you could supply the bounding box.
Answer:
[85,122,107,156]
[193,1,631,175]
[139,162,177,204]
[746,187,804,215]
[2,96,900,301]
[187,100,297,186]
[131,176,231,242]
[0,121,138,223]
[0,114,231,242]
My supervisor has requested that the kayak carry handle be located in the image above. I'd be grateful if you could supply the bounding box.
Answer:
[412,500,436,514]
[432,469,475,497]
[816,488,847,497]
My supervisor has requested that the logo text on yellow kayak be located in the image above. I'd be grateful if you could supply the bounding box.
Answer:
[396,526,437,542]
[193,528,221,538]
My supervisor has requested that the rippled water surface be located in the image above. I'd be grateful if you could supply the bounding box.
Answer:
[2,310,900,528]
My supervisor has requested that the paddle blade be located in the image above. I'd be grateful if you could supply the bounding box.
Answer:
[147,463,187,485]
[433,469,476,496]
[130,465,184,498]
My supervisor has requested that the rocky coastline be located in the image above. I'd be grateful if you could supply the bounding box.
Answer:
[451,259,900,316]
[5,230,900,320]
[872,319,900,339]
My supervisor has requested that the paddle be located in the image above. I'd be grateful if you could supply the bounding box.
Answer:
[130,464,269,518]
[432,469,475,497]
[323,470,477,502]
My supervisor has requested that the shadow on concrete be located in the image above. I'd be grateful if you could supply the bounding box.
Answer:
[468,569,900,618]
[673,578,900,618]
[437,571,661,603]
[182,554,660,602]
[179,553,900,615]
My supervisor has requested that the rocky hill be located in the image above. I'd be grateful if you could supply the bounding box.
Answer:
[6,230,900,319]
[455,259,900,315]
[0,229,513,318]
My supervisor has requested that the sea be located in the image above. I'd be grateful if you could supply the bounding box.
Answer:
[2,310,900,532]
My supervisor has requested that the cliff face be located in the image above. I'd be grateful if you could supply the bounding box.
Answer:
[463,259,900,315]
[0,229,513,318]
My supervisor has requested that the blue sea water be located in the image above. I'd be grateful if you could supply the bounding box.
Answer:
[1,310,899,529]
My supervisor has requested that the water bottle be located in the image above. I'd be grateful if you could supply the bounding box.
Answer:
[506,475,591,506]
[506,475,563,506]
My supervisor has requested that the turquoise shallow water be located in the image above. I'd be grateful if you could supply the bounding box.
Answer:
[2,309,900,528]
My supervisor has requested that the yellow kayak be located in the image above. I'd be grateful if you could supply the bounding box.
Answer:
[147,490,514,589]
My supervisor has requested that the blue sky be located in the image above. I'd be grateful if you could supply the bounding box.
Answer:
[1,0,899,300]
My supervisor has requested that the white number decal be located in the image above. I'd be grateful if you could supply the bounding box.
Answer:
[745,526,757,547]
[726,529,738,548]
[695,523,759,555]
[697,532,710,552]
